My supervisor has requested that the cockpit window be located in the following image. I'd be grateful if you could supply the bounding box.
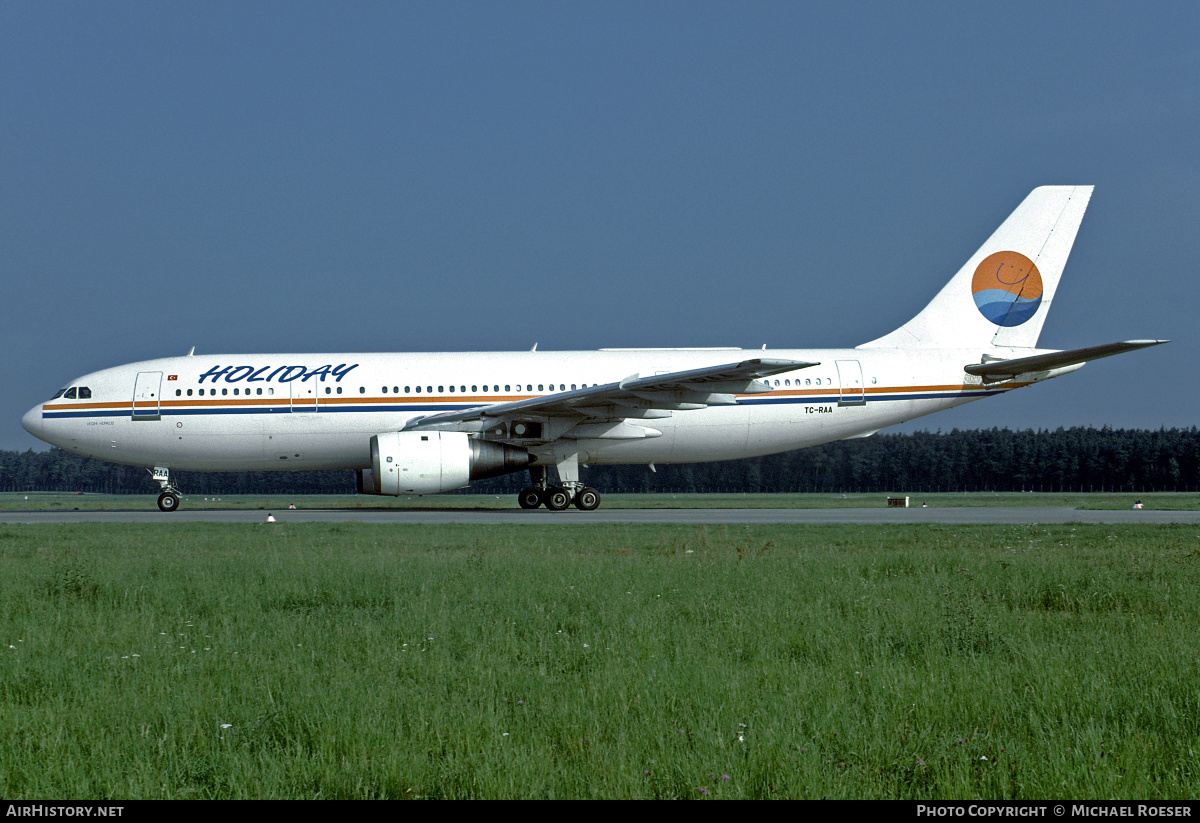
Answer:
[64,388,77,399]
[78,387,92,399]
[50,388,67,400]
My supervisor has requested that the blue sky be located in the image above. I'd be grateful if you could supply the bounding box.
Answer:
[2,2,1196,451]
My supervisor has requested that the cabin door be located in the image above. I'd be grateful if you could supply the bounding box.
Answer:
[132,371,162,420]
[835,360,866,406]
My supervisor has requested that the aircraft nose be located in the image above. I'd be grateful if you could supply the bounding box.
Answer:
[22,405,43,440]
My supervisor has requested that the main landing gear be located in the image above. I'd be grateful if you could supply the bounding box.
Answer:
[517,466,601,511]
[149,466,182,512]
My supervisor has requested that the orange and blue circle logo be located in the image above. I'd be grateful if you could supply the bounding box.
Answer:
[971,251,1043,326]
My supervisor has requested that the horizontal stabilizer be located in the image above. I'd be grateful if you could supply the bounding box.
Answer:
[965,340,1167,379]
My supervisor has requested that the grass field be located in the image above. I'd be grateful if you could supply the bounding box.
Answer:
[4,490,1198,511]
[2,521,1199,798]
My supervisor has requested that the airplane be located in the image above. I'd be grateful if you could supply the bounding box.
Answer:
[22,186,1165,512]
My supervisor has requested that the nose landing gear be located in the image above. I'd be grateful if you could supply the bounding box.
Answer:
[149,467,182,512]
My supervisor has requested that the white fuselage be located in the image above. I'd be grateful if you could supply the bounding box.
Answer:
[23,346,1031,473]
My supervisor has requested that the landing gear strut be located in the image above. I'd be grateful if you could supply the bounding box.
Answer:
[149,466,182,512]
[516,466,601,511]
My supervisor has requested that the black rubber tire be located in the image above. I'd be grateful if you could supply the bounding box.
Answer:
[517,487,543,509]
[574,487,601,510]
[157,492,180,512]
[543,487,572,511]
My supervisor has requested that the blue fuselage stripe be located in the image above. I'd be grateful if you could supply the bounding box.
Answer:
[41,389,1005,421]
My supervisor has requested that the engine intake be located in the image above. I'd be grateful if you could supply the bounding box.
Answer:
[362,431,532,495]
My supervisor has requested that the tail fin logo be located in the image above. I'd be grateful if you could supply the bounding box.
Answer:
[971,251,1043,327]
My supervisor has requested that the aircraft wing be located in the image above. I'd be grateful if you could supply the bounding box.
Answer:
[403,358,818,438]
[965,340,1167,381]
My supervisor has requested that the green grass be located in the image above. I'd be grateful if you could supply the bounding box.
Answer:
[2,522,1199,798]
[4,491,1199,510]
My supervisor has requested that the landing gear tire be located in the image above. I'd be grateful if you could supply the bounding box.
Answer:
[543,486,572,511]
[574,487,601,511]
[157,491,180,512]
[517,487,543,510]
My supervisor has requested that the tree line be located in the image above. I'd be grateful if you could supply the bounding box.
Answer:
[3,427,1199,496]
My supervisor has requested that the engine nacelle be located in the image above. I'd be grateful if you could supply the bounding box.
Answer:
[363,431,532,496]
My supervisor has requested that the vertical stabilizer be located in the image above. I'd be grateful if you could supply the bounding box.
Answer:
[859,186,1093,350]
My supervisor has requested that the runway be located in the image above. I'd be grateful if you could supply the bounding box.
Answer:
[3,507,1199,525]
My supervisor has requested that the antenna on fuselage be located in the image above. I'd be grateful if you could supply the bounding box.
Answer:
[186,346,195,356]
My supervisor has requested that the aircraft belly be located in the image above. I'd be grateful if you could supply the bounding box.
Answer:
[259,412,381,470]
[587,405,749,464]
[168,434,267,470]
[745,403,826,455]
[667,405,750,462]
[90,411,384,472]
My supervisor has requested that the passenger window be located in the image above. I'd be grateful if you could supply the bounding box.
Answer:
[187,389,193,396]
[448,386,455,393]
[360,387,365,394]
[176,389,181,396]
[222,388,228,396]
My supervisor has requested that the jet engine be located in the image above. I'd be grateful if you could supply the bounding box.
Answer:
[358,431,532,495]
